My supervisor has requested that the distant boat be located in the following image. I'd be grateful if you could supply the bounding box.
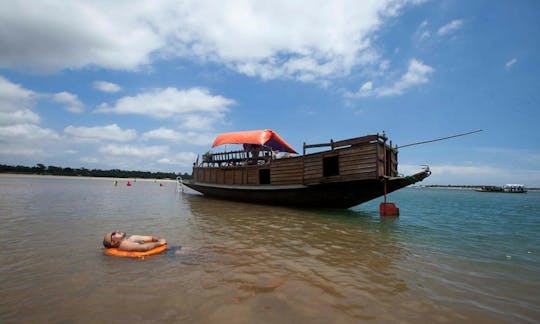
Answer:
[475,184,527,193]
[183,129,431,208]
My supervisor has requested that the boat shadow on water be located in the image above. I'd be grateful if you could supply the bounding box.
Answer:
[179,193,414,316]
[182,193,406,261]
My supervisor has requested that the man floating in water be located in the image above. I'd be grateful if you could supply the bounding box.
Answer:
[103,231,166,251]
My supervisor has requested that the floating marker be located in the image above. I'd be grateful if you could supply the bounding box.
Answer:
[380,178,399,217]
[380,202,399,216]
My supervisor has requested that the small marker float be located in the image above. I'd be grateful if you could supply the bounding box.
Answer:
[104,244,167,258]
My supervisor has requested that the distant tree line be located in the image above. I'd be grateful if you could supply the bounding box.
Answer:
[420,184,538,190]
[423,184,481,188]
[0,163,192,180]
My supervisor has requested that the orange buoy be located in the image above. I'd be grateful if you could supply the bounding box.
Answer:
[380,202,399,216]
[104,244,168,258]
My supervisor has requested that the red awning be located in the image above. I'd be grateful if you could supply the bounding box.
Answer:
[212,129,297,153]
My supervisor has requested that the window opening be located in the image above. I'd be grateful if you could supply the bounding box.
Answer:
[259,169,271,184]
[323,155,339,177]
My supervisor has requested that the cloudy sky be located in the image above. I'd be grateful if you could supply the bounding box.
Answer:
[1,0,539,186]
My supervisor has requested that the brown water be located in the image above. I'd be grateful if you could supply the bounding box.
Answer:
[1,175,537,323]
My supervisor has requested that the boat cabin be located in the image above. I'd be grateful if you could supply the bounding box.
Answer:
[192,132,398,187]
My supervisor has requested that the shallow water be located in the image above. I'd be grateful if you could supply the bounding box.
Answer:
[1,175,539,323]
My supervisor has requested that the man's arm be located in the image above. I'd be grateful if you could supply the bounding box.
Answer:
[119,238,166,252]
[129,235,159,242]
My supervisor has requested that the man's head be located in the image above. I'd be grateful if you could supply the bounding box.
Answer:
[103,231,126,248]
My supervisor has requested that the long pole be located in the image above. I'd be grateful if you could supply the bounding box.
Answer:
[398,129,482,148]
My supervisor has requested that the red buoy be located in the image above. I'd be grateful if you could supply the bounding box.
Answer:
[380,202,399,216]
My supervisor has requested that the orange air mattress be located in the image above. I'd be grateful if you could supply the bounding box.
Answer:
[104,244,167,258]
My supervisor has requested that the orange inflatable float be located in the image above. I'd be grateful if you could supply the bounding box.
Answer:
[104,244,167,258]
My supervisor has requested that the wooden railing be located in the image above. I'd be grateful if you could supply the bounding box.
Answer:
[201,148,273,166]
[302,133,388,155]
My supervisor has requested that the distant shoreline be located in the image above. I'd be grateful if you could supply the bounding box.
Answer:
[2,174,538,191]
[413,185,539,192]
[0,173,178,182]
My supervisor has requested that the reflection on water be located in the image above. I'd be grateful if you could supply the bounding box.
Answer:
[185,195,409,321]
[0,175,538,323]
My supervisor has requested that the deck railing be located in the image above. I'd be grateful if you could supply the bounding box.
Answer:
[302,133,388,155]
[201,148,273,166]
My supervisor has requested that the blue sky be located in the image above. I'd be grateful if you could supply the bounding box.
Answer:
[1,0,538,186]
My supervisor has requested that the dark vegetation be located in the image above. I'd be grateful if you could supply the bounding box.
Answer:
[0,163,192,180]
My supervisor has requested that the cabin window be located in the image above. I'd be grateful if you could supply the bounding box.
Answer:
[259,169,271,184]
[323,155,340,177]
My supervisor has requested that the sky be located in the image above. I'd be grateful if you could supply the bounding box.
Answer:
[0,0,539,186]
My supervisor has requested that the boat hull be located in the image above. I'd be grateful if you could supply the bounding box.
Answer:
[184,169,430,209]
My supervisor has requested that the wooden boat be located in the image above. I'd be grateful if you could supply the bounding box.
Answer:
[183,130,431,208]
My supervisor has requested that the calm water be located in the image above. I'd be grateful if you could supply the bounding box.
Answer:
[1,175,539,323]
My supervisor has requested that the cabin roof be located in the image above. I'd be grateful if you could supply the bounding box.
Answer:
[212,129,298,153]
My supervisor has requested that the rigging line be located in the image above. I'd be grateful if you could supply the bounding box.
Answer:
[398,129,483,149]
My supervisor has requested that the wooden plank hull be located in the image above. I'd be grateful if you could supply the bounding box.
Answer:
[184,169,430,209]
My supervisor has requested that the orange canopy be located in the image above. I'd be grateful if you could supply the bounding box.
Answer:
[212,129,297,153]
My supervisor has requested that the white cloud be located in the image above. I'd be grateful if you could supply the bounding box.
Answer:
[505,58,517,70]
[95,87,234,129]
[141,127,214,145]
[178,114,222,130]
[0,123,60,141]
[158,152,198,167]
[99,144,169,157]
[64,124,137,142]
[0,77,83,124]
[0,147,46,157]
[0,1,420,81]
[52,92,84,113]
[0,76,36,112]
[141,127,181,141]
[0,1,163,71]
[0,109,40,126]
[379,59,434,95]
[437,19,463,36]
[348,58,434,97]
[93,81,121,93]
[400,162,540,186]
[400,163,501,185]
[165,1,395,81]
[416,20,431,40]
[79,156,99,164]
[0,76,67,158]
[430,164,499,175]
[354,81,374,97]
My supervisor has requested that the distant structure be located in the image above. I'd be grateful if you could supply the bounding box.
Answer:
[475,184,527,193]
